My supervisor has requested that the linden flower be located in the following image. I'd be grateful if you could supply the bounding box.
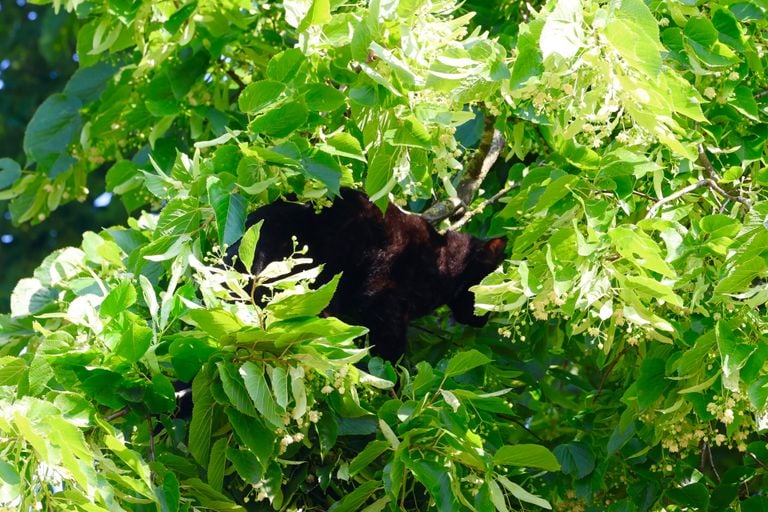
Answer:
[728,71,740,81]
[704,87,717,99]
[321,384,334,394]
[722,408,735,424]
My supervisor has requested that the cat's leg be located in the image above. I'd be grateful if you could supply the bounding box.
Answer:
[360,294,409,362]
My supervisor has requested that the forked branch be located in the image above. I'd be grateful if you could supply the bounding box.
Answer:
[423,115,506,225]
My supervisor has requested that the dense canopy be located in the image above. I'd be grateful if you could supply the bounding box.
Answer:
[1,0,767,510]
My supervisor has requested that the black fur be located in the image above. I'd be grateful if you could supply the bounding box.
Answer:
[228,188,506,361]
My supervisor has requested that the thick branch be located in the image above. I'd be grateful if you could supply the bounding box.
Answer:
[422,115,505,225]
[456,116,506,206]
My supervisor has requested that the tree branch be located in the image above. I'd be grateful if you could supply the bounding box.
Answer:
[697,144,721,181]
[105,407,130,421]
[447,182,518,231]
[593,347,629,404]
[422,115,506,225]
[226,69,246,91]
[645,180,710,219]
[645,178,751,219]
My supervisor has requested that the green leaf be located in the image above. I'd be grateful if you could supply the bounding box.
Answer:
[266,274,341,319]
[392,116,431,149]
[609,227,677,278]
[301,83,346,111]
[365,144,398,207]
[540,0,584,60]
[493,444,561,471]
[271,367,289,409]
[624,275,683,307]
[747,375,768,409]
[158,471,181,512]
[23,93,82,170]
[553,442,594,479]
[115,320,153,363]
[732,85,760,121]
[489,480,509,512]
[238,80,286,113]
[248,101,309,138]
[240,362,285,428]
[321,133,366,162]
[298,0,331,32]
[328,481,380,512]
[666,482,710,510]
[0,357,27,386]
[224,409,276,468]
[300,153,342,195]
[534,174,579,213]
[496,476,552,510]
[714,256,765,294]
[402,458,456,511]
[227,447,262,483]
[10,278,55,318]
[445,349,493,378]
[208,437,228,491]
[217,362,258,417]
[63,61,116,104]
[266,48,306,83]
[0,158,21,190]
[207,177,247,248]
[101,281,137,318]
[189,370,216,466]
[349,440,390,477]
[636,358,668,409]
[167,51,210,100]
[238,221,262,272]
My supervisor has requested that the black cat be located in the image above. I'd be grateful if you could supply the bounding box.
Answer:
[228,188,506,361]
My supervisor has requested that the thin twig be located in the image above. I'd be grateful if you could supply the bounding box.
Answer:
[645,180,709,218]
[226,69,246,91]
[645,178,751,218]
[593,347,629,404]
[701,441,721,483]
[698,146,751,210]
[705,178,752,211]
[697,145,721,181]
[755,89,768,99]
[448,182,519,230]
[147,416,156,462]
[631,190,658,201]
[600,189,658,201]
[105,407,130,421]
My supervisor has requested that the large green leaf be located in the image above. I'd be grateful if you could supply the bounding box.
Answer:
[207,177,247,248]
[493,444,561,471]
[23,93,82,171]
[240,361,285,427]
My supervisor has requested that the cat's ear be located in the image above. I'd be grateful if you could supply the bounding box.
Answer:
[483,237,507,264]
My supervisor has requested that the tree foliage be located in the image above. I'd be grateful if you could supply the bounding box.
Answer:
[1,0,768,510]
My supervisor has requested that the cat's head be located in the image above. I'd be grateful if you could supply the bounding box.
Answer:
[448,236,506,326]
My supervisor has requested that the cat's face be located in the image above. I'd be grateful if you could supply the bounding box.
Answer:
[448,237,506,326]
